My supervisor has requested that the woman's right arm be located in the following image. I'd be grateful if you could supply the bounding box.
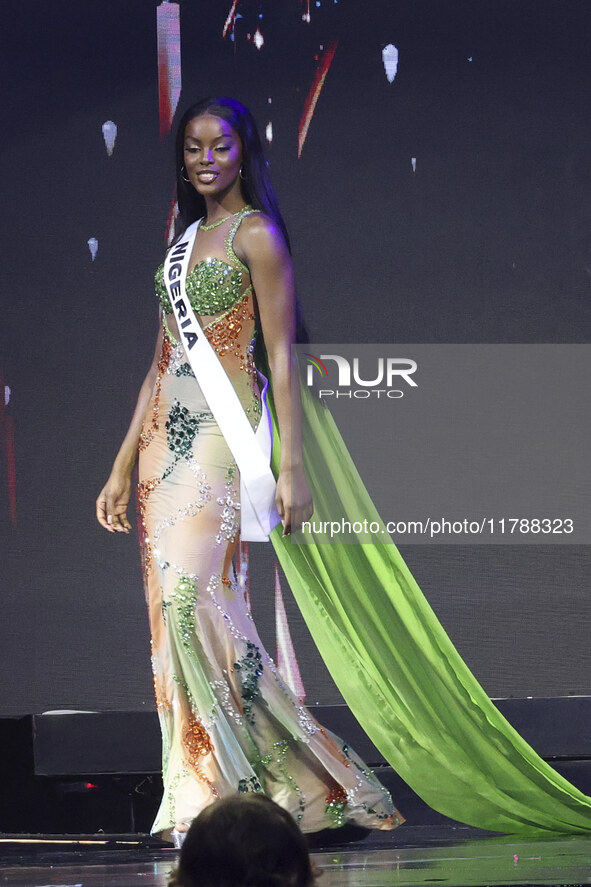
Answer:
[96,323,164,533]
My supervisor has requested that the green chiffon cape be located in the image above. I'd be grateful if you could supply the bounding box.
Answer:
[267,381,591,835]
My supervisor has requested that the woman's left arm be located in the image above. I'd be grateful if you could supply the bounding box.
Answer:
[236,214,313,535]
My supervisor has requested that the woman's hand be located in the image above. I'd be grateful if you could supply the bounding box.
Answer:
[275,465,313,536]
[96,470,133,533]
[95,322,163,534]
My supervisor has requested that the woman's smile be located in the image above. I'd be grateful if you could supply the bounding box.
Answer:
[195,170,219,184]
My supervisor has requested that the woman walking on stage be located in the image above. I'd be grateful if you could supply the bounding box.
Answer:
[96,96,401,841]
[97,96,591,842]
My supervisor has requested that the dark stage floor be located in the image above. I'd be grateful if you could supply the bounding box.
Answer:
[1,825,589,887]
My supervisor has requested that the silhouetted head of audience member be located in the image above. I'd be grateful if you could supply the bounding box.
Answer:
[169,794,317,887]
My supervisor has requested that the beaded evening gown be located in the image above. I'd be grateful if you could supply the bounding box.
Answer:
[138,207,402,838]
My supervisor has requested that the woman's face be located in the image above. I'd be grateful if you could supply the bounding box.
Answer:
[183,114,243,200]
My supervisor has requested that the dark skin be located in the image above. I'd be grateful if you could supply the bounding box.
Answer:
[96,114,313,537]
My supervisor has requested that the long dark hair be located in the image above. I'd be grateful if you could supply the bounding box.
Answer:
[170,795,316,887]
[174,97,290,251]
[173,96,308,354]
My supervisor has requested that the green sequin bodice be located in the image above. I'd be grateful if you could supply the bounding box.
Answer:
[155,257,243,316]
[155,207,258,316]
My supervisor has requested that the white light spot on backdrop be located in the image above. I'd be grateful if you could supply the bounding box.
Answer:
[382,43,399,83]
[411,157,417,173]
[266,122,273,144]
[253,28,264,50]
[4,386,10,406]
[87,237,98,261]
[101,121,117,156]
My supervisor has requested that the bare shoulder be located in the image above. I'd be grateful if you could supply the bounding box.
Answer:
[238,210,276,239]
[234,211,289,266]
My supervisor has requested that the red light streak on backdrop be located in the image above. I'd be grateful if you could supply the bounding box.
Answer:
[157,1,182,140]
[157,2,183,241]
[298,40,338,158]
[223,0,240,41]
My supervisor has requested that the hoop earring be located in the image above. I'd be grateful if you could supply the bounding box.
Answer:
[239,165,247,181]
[180,165,190,183]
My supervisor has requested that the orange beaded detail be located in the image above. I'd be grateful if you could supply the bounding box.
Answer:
[326,785,348,806]
[150,640,172,711]
[137,476,161,577]
[221,575,232,587]
[205,295,255,365]
[184,717,214,760]
[183,717,219,798]
[138,332,174,451]
[154,686,172,711]
[153,675,172,712]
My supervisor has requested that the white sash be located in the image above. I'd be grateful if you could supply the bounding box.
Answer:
[163,219,280,542]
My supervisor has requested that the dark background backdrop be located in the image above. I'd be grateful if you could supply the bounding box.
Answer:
[1,0,590,717]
